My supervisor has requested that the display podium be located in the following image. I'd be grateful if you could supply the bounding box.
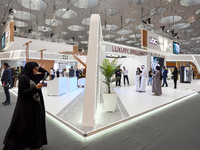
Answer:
[47,77,67,96]
[78,78,86,87]
[66,77,78,91]
[135,75,141,91]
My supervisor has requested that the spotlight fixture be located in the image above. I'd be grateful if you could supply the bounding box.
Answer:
[50,33,54,37]
[28,29,33,33]
[8,8,16,15]
[171,30,174,35]
[174,33,179,39]
[142,20,147,24]
[160,26,165,32]
[146,18,151,24]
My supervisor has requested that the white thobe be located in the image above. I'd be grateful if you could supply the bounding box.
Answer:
[140,68,147,91]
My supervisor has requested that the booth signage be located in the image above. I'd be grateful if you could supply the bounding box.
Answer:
[141,29,173,53]
[150,53,165,58]
[149,37,157,45]
[111,46,147,56]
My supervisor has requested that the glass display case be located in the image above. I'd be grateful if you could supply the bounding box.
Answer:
[180,66,192,83]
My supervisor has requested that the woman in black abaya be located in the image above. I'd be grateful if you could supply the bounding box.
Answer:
[3,62,49,150]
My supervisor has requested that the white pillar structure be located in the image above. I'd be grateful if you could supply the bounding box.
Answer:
[82,14,104,126]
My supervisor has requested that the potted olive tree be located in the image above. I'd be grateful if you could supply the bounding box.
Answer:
[99,59,121,112]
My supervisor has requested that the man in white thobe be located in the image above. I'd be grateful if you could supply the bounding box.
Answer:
[139,65,147,92]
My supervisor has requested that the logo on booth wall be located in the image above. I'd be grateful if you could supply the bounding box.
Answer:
[149,37,157,45]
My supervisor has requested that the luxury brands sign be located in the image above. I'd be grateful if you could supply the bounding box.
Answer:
[111,46,147,56]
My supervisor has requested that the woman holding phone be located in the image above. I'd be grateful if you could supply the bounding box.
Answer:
[3,62,49,150]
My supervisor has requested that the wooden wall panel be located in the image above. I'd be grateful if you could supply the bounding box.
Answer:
[141,29,147,48]
[10,21,14,42]
[166,62,176,67]
[73,46,78,53]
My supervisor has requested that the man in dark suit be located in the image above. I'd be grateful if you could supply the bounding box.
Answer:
[115,67,122,86]
[69,66,74,77]
[8,65,13,88]
[162,66,168,87]
[1,63,12,105]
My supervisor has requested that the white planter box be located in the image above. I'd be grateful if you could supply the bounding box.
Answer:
[103,92,117,112]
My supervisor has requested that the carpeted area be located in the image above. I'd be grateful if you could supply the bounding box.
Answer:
[0,86,200,150]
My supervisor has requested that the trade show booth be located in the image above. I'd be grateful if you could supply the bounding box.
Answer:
[1,14,200,139]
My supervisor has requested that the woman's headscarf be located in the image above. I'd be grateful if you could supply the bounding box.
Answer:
[22,62,39,83]
[156,66,160,71]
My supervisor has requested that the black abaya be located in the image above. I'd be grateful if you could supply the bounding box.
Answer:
[3,63,49,150]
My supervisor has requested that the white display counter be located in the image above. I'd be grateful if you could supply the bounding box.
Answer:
[78,78,86,87]
[47,77,67,96]
[67,77,77,92]
[134,75,141,92]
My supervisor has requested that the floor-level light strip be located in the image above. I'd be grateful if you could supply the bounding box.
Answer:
[46,113,85,140]
[7,84,85,139]
[85,92,197,139]
[9,89,18,96]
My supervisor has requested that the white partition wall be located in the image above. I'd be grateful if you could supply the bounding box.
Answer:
[82,14,104,126]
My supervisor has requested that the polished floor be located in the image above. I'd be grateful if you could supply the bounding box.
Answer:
[9,79,199,135]
[1,85,200,150]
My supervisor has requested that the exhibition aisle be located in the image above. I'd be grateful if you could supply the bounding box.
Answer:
[2,86,200,150]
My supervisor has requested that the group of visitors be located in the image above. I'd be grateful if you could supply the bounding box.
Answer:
[115,64,179,96]
[115,66,130,86]
[50,66,82,80]
[148,66,179,96]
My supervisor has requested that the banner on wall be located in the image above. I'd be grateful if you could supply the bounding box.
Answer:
[104,42,148,56]
[104,42,166,58]
[141,29,173,53]
[2,20,14,50]
[151,56,164,72]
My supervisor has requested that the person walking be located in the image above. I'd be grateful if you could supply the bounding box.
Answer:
[147,68,153,86]
[152,66,162,96]
[162,66,168,87]
[14,67,20,87]
[76,69,80,78]
[1,63,12,105]
[3,62,49,150]
[56,69,60,78]
[139,65,147,92]
[172,67,178,89]
[122,66,129,86]
[18,66,24,80]
[115,67,122,86]
[50,67,55,80]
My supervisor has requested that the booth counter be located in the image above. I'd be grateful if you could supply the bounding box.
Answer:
[67,77,77,91]
[47,77,67,96]
[135,75,141,91]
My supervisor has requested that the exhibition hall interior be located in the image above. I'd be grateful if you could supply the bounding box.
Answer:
[1,0,200,149]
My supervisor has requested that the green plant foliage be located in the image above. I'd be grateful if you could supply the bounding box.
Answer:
[99,59,121,94]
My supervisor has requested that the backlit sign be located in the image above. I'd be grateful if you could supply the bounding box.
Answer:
[149,37,157,45]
